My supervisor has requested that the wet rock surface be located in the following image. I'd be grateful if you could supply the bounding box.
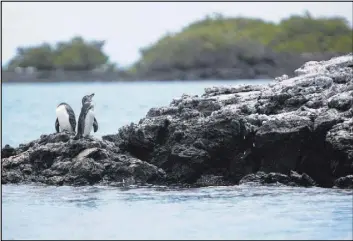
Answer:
[2,54,353,189]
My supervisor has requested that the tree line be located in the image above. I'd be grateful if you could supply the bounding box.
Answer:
[134,12,352,73]
[6,36,115,71]
[5,12,353,73]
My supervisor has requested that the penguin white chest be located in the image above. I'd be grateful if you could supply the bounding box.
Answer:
[56,105,72,132]
[83,109,95,136]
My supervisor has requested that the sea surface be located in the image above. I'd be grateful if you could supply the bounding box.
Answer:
[2,80,353,240]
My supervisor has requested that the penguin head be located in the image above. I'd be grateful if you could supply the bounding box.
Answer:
[83,102,94,111]
[82,93,95,105]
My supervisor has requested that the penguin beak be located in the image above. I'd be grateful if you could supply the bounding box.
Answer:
[90,93,95,98]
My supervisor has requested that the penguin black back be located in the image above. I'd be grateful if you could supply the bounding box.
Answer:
[55,102,76,133]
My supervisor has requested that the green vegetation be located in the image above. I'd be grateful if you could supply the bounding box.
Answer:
[5,12,352,73]
[6,36,113,71]
[135,12,352,71]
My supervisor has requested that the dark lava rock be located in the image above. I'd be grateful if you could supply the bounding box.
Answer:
[102,54,353,189]
[2,54,353,189]
[1,132,166,186]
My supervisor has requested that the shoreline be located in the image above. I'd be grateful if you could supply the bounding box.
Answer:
[2,52,343,83]
[1,78,272,84]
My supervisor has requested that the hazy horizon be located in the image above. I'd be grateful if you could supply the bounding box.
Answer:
[3,1,353,68]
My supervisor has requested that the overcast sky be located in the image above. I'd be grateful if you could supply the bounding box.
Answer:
[2,1,353,67]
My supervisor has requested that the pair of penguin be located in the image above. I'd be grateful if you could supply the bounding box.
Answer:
[55,93,98,139]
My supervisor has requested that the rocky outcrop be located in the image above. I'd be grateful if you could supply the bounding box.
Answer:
[1,132,166,186]
[2,54,353,188]
[104,53,353,188]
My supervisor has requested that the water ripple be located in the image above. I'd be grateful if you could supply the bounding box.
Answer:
[3,184,352,240]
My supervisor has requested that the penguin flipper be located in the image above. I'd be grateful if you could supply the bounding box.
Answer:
[65,104,77,133]
[93,118,98,132]
[55,118,60,133]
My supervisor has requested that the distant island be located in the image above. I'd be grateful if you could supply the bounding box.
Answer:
[2,12,352,82]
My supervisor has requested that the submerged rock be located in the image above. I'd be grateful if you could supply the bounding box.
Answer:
[333,175,353,189]
[239,171,317,187]
[2,54,353,189]
[1,132,166,186]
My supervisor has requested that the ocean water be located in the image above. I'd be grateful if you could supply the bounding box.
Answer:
[2,185,353,240]
[2,80,353,240]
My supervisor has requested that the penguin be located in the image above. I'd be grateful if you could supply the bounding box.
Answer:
[75,93,98,139]
[55,102,76,133]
